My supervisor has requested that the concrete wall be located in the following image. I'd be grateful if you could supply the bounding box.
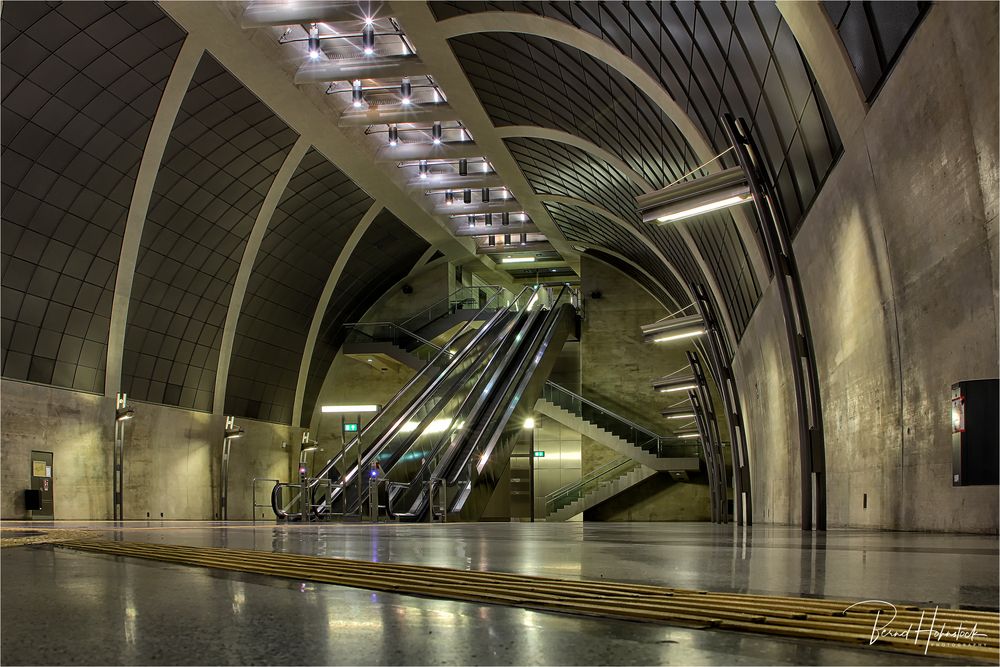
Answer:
[0,378,297,520]
[360,262,450,327]
[735,2,999,532]
[579,256,712,520]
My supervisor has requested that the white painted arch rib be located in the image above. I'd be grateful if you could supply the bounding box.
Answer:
[212,137,311,415]
[436,11,770,291]
[104,37,205,398]
[291,202,383,427]
[494,126,654,193]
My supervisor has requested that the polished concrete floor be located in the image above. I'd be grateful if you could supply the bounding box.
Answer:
[2,521,997,665]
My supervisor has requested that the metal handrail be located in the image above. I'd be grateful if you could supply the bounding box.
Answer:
[543,381,664,441]
[342,321,445,352]
[251,477,279,523]
[398,285,508,330]
[544,456,634,504]
[272,284,536,519]
[544,456,638,514]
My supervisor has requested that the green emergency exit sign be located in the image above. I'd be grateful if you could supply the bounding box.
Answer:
[344,423,359,432]
[532,450,545,457]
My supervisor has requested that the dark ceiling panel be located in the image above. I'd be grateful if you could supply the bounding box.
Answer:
[823,1,929,102]
[300,210,429,426]
[505,137,644,227]
[1,1,185,392]
[435,0,842,236]
[543,200,687,309]
[121,52,298,411]
[224,148,374,425]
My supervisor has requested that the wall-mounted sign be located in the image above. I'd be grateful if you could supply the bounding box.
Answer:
[343,423,359,433]
[532,451,545,458]
[32,461,46,477]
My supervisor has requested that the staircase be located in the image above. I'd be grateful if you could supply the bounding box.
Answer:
[544,457,657,521]
[536,383,701,473]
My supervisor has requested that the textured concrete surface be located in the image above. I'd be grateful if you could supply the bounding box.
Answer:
[585,473,712,523]
[734,2,999,532]
[0,379,298,521]
[579,257,712,520]
[0,380,112,519]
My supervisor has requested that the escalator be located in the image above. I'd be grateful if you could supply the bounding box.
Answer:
[271,285,536,520]
[383,285,578,522]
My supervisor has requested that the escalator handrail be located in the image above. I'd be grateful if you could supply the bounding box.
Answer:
[445,286,573,485]
[272,284,535,519]
[344,298,539,517]
[397,285,509,330]
[388,306,547,518]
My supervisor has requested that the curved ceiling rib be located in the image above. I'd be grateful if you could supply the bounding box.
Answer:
[292,202,381,426]
[538,195,693,300]
[775,1,867,139]
[213,137,310,415]
[494,126,654,192]
[434,9,769,289]
[106,38,204,398]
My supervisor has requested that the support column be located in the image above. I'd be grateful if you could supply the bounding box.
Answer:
[723,114,826,531]
[693,283,753,526]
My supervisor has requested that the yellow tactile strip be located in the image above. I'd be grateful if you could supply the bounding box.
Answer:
[57,539,999,662]
[0,527,97,548]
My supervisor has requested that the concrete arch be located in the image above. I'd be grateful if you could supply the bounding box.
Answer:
[776,1,867,141]
[495,126,654,192]
[436,11,770,292]
[539,194,737,346]
[104,37,206,397]
[213,137,311,414]
[291,202,383,426]
[572,242,686,312]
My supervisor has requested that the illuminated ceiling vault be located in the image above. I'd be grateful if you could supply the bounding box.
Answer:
[0,0,929,424]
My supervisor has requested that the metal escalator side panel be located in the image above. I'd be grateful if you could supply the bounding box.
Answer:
[275,286,534,519]
[450,303,578,520]
[334,286,542,517]
[392,307,549,521]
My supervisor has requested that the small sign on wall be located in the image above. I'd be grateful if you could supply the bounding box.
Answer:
[32,461,46,477]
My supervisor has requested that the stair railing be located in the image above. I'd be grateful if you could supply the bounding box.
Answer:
[541,383,699,459]
[397,285,512,332]
[543,456,638,516]
[342,322,446,363]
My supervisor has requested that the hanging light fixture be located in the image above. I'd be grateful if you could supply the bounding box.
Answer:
[481,187,490,203]
[675,431,701,439]
[388,124,398,147]
[307,23,321,60]
[501,212,510,226]
[467,215,476,227]
[652,374,698,393]
[661,407,697,419]
[636,167,751,225]
[432,121,442,145]
[444,191,454,206]
[362,23,375,55]
[488,235,496,247]
[503,233,511,245]
[458,158,468,176]
[641,314,706,344]
[400,77,411,104]
[484,213,493,227]
[351,79,363,108]
[418,159,428,179]
[519,232,527,244]
[463,189,472,204]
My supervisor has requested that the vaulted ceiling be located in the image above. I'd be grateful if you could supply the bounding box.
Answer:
[1,0,929,425]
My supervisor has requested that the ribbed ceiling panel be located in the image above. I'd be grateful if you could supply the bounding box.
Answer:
[300,210,429,427]
[1,1,185,391]
[121,52,298,411]
[224,148,374,424]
